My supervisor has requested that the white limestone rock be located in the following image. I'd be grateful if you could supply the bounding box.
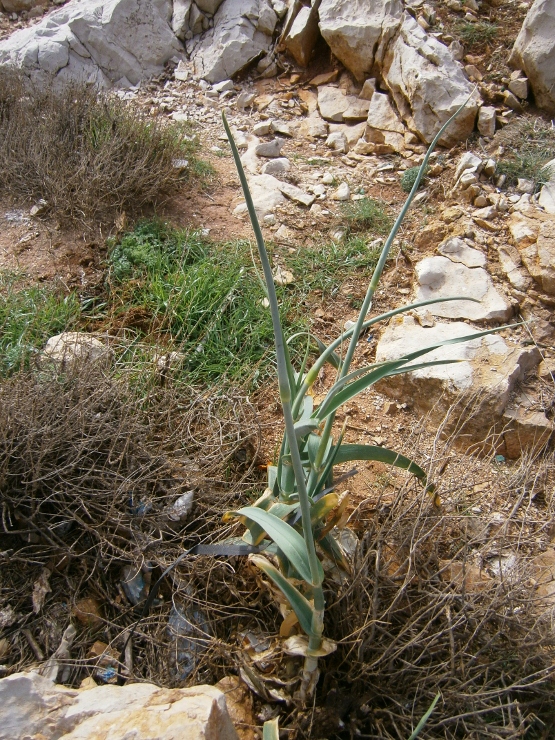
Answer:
[41,332,113,371]
[382,14,479,145]
[375,315,540,444]
[283,3,320,67]
[509,0,555,114]
[318,0,403,81]
[192,0,275,83]
[362,91,405,153]
[317,85,349,121]
[0,0,183,87]
[437,237,486,268]
[415,256,512,322]
[0,672,238,740]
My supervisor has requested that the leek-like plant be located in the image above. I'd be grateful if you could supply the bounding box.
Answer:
[222,101,512,703]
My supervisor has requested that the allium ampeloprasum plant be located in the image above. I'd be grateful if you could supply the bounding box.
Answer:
[221,102,514,703]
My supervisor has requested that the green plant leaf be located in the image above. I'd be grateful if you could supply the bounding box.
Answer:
[237,506,314,584]
[251,555,316,638]
[263,717,280,740]
[407,692,441,740]
[334,444,428,483]
[294,419,321,438]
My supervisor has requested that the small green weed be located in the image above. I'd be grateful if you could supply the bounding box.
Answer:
[401,166,428,193]
[496,116,555,190]
[0,274,80,375]
[340,197,392,234]
[286,236,383,296]
[107,221,305,386]
[456,20,498,46]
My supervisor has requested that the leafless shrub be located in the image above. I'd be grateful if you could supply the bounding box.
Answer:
[0,363,263,685]
[0,68,191,227]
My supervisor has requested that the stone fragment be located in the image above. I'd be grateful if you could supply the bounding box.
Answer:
[343,96,371,121]
[454,151,483,183]
[477,106,496,137]
[326,131,348,153]
[277,181,316,207]
[298,112,329,138]
[254,138,285,158]
[213,78,234,92]
[375,315,540,446]
[363,91,405,153]
[192,0,275,83]
[253,121,272,136]
[332,182,351,201]
[497,244,532,291]
[261,157,290,175]
[508,76,529,99]
[503,89,523,111]
[382,15,480,145]
[283,2,320,67]
[437,236,486,268]
[309,70,339,86]
[502,396,554,458]
[237,174,286,218]
[508,213,537,248]
[317,85,349,121]
[538,157,555,214]
[318,0,403,81]
[509,0,555,113]
[415,256,512,322]
[0,672,238,740]
[0,0,184,86]
[520,218,555,295]
[359,78,376,100]
[41,332,112,371]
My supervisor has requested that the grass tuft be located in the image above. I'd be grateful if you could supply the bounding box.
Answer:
[496,116,555,190]
[456,20,498,46]
[106,221,305,386]
[340,197,392,235]
[0,274,81,376]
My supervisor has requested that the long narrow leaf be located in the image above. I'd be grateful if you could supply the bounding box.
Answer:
[408,693,441,740]
[334,444,428,482]
[237,506,316,584]
[251,555,316,637]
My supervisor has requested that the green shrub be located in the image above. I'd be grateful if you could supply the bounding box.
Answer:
[401,165,428,193]
[0,69,207,227]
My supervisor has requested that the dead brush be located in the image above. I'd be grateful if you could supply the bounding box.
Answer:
[0,360,263,685]
[0,68,192,227]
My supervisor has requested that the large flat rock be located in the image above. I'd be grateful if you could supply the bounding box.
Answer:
[0,0,183,86]
[375,316,540,449]
[415,256,512,322]
[0,672,238,740]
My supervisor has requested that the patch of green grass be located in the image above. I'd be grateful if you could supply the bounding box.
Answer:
[0,274,80,376]
[496,117,555,191]
[107,221,306,386]
[340,197,392,234]
[286,236,383,296]
[456,20,498,46]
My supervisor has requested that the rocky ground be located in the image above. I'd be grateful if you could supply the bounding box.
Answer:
[1,0,555,738]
